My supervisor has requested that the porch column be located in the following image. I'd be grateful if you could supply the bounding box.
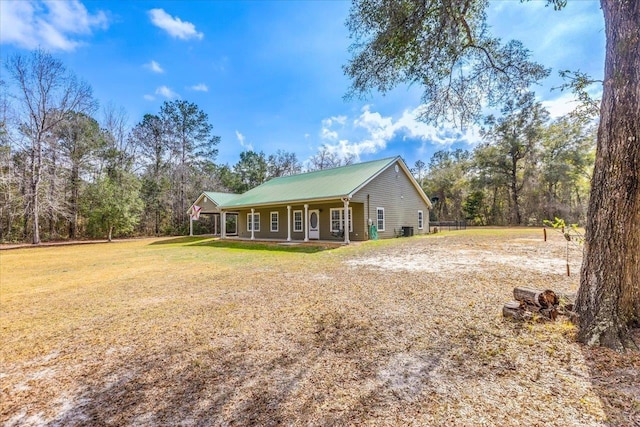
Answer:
[250,208,255,240]
[303,204,309,242]
[287,205,291,242]
[214,213,218,236]
[189,215,193,236]
[221,211,226,239]
[342,197,350,245]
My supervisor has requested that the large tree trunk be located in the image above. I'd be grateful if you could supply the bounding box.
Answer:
[575,0,639,351]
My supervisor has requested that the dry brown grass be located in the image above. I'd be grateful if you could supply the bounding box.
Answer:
[1,230,638,426]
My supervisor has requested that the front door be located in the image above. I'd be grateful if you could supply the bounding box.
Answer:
[309,209,320,239]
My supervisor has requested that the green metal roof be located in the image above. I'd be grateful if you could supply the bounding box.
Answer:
[202,191,239,206]
[222,156,398,208]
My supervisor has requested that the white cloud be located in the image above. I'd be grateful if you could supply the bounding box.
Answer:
[319,105,482,160]
[145,60,164,73]
[322,115,347,128]
[0,0,108,51]
[143,94,155,101]
[236,131,253,151]
[320,115,348,141]
[321,128,338,141]
[541,88,602,119]
[155,85,178,99]
[190,83,208,92]
[541,93,579,119]
[148,8,203,40]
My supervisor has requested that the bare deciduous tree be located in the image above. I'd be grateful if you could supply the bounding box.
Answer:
[5,49,96,244]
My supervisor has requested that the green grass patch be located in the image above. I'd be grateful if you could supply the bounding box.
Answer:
[191,239,337,253]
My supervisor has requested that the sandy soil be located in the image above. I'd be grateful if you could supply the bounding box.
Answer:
[1,229,638,426]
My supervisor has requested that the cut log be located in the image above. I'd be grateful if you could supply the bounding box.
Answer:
[539,307,559,321]
[513,287,558,308]
[503,300,527,320]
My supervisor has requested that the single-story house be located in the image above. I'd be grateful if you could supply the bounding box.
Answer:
[187,156,432,244]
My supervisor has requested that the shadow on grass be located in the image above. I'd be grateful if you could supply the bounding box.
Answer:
[148,236,215,245]
[191,239,338,254]
[148,236,338,253]
[44,310,393,426]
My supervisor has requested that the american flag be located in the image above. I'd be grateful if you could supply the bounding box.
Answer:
[191,205,202,220]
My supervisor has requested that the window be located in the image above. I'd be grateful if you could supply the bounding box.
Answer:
[418,210,424,229]
[247,212,260,232]
[270,212,279,232]
[293,210,303,232]
[330,209,341,232]
[377,207,385,231]
[330,208,353,233]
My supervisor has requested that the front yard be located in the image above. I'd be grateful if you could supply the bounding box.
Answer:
[1,229,638,426]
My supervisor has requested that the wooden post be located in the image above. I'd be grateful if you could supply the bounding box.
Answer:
[543,227,547,241]
[250,208,255,240]
[221,212,226,239]
[287,205,291,242]
[303,204,309,242]
[342,197,350,245]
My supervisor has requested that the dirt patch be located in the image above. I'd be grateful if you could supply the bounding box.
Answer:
[346,247,568,274]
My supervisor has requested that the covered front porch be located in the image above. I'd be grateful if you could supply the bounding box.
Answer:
[188,192,241,238]
[222,198,365,245]
[189,212,237,237]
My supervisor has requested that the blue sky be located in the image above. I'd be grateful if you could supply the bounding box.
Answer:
[0,0,605,169]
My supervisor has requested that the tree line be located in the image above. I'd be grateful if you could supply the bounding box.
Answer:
[0,50,358,243]
[0,50,595,243]
[417,92,596,226]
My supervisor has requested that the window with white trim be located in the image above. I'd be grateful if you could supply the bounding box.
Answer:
[376,207,385,231]
[418,210,424,229]
[330,208,353,232]
[270,212,279,232]
[330,209,341,232]
[247,212,260,232]
[293,210,303,232]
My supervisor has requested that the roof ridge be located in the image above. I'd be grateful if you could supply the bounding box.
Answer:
[205,191,237,195]
[267,155,399,183]
[218,155,406,208]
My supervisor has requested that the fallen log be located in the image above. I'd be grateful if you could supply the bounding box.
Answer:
[503,300,557,322]
[540,307,559,321]
[502,300,527,321]
[513,287,558,308]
